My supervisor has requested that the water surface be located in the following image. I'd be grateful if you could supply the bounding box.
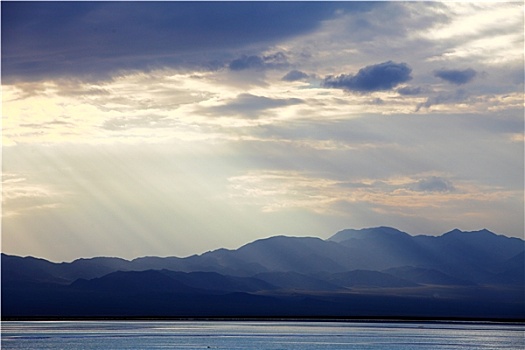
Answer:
[2,320,524,349]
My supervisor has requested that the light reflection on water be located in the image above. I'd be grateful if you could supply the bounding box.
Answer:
[2,321,524,350]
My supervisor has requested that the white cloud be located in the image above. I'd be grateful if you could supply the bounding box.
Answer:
[228,170,521,229]
[2,173,65,217]
[422,3,523,66]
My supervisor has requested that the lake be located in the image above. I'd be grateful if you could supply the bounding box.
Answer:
[1,320,524,349]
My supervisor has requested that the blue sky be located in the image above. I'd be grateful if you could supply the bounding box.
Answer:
[2,1,524,262]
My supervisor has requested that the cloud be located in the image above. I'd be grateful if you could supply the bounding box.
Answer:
[410,176,456,192]
[229,56,265,71]
[19,120,74,129]
[369,98,384,105]
[416,89,469,111]
[228,170,510,220]
[101,115,177,131]
[2,2,363,82]
[434,68,477,85]
[323,61,412,92]
[228,52,288,71]
[397,86,422,96]
[282,70,310,82]
[2,173,64,217]
[201,93,303,118]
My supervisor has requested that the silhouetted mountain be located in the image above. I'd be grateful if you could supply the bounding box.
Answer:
[2,227,524,319]
[1,255,70,285]
[1,254,132,284]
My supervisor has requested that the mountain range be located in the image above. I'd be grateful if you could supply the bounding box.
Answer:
[2,227,524,319]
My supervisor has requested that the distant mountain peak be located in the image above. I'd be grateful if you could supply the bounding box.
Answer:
[443,228,496,237]
[447,228,463,234]
[478,228,495,234]
[327,226,409,243]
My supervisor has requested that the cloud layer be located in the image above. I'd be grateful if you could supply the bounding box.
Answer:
[1,2,373,81]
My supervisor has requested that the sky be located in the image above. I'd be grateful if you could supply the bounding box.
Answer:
[2,1,524,262]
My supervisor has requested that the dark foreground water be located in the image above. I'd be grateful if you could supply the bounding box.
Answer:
[1,320,524,349]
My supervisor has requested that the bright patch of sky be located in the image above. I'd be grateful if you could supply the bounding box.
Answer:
[2,2,523,261]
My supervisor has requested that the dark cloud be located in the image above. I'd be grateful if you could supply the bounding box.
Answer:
[202,93,303,118]
[397,86,422,96]
[262,52,289,68]
[416,89,469,111]
[282,70,310,82]
[434,68,477,85]
[229,56,265,71]
[1,2,375,82]
[323,61,412,92]
[411,177,456,193]
[229,52,288,71]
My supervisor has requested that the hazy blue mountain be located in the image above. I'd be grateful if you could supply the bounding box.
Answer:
[3,227,523,284]
[501,251,525,273]
[160,270,277,293]
[324,270,419,288]
[216,236,350,274]
[70,269,278,296]
[71,270,200,295]
[144,227,516,292]
[383,266,476,286]
[1,254,70,285]
[412,229,524,282]
[328,226,411,242]
[2,227,524,319]
[489,251,525,285]
[439,229,523,261]
[327,227,524,282]
[413,228,524,265]
[327,227,438,270]
[1,254,133,284]
[63,257,132,280]
[253,271,343,291]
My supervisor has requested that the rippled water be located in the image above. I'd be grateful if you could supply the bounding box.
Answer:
[2,320,524,349]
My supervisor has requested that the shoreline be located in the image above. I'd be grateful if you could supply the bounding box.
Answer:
[3,316,524,324]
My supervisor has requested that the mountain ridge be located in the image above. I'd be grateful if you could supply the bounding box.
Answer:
[3,227,523,319]
[3,227,523,281]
